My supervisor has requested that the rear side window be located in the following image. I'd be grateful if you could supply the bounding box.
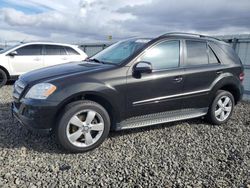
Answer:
[220,44,242,64]
[208,46,219,64]
[65,46,80,55]
[15,45,42,56]
[186,41,208,66]
[45,45,67,55]
[140,40,180,70]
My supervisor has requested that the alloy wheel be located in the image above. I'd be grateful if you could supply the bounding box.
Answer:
[66,109,105,148]
[214,96,232,122]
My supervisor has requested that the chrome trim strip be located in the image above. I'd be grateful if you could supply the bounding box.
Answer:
[13,92,20,99]
[13,79,27,100]
[15,85,23,94]
[16,80,26,89]
[133,89,210,105]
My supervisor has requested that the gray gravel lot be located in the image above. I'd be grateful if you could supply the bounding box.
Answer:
[0,84,250,187]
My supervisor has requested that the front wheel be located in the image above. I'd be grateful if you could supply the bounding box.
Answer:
[56,100,110,153]
[207,90,234,125]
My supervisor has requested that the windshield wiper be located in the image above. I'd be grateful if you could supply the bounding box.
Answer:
[85,58,118,66]
[86,58,104,64]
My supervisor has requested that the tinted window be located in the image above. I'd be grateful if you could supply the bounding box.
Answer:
[15,45,42,56]
[186,41,208,66]
[140,40,180,70]
[45,45,66,55]
[208,46,219,64]
[65,46,80,55]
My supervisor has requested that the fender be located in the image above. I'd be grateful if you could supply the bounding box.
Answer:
[53,78,125,123]
[208,72,242,104]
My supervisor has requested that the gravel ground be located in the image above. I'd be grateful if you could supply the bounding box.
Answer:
[0,84,250,187]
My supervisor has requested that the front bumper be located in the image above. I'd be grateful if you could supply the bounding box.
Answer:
[12,98,59,131]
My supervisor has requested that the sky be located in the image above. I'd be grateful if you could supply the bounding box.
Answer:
[0,0,250,43]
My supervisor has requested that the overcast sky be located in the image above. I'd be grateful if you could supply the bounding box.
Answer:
[0,0,250,43]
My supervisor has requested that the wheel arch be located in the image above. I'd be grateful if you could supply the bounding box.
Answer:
[218,84,241,104]
[210,75,242,105]
[55,91,121,130]
[0,65,10,79]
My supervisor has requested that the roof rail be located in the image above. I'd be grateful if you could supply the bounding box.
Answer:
[160,32,222,41]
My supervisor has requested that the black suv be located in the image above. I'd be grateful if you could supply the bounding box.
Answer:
[12,33,244,152]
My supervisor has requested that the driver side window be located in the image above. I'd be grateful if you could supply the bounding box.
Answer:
[140,40,180,70]
[15,45,43,56]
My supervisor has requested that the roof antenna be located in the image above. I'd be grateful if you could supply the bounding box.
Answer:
[20,37,28,44]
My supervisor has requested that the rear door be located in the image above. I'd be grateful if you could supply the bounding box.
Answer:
[44,45,69,67]
[8,44,44,75]
[182,40,223,109]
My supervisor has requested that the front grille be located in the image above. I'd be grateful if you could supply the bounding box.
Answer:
[13,79,27,101]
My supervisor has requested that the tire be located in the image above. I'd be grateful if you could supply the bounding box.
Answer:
[207,90,235,125]
[56,100,110,153]
[0,69,7,88]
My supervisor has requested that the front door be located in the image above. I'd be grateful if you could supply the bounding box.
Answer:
[126,40,184,117]
[8,44,44,75]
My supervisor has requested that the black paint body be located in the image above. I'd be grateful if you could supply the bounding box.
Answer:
[12,34,244,131]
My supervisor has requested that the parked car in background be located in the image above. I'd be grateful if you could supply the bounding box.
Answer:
[0,42,88,87]
[12,33,244,152]
[0,48,4,51]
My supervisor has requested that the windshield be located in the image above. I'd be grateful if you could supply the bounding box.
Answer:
[90,38,151,65]
[0,44,20,54]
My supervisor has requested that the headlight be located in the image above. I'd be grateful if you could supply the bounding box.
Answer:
[25,83,57,99]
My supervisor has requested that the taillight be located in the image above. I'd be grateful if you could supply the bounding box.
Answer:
[239,72,244,82]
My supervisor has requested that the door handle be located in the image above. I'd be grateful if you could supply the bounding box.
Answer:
[34,58,41,61]
[216,70,223,75]
[173,76,183,82]
[62,57,68,60]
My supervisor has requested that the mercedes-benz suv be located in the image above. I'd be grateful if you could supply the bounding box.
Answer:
[12,33,244,153]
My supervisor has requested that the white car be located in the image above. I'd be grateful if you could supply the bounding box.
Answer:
[0,42,88,87]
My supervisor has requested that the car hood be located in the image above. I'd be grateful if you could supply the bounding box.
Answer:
[20,61,114,83]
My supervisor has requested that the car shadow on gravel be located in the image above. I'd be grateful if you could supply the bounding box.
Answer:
[0,102,210,154]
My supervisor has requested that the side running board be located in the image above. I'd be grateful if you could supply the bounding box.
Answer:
[116,108,208,130]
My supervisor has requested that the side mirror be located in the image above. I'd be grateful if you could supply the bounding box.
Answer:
[8,51,18,56]
[134,61,152,74]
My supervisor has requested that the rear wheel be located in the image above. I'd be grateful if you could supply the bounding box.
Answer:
[0,69,7,88]
[56,100,110,153]
[207,90,234,125]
